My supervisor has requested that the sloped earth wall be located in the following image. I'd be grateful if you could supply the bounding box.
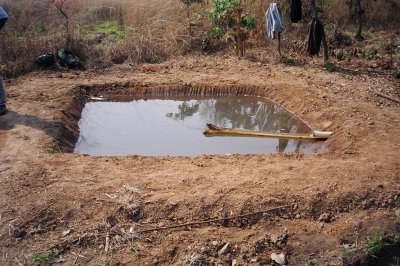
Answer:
[0,59,399,265]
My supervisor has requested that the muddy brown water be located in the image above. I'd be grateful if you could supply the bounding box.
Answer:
[74,96,326,156]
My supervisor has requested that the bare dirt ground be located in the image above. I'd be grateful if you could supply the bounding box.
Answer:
[0,52,399,265]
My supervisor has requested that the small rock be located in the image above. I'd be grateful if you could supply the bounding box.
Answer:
[167,202,179,210]
[295,214,301,219]
[307,258,317,265]
[271,252,287,265]
[191,253,207,265]
[106,216,118,227]
[253,240,267,253]
[318,213,331,223]
[212,241,218,246]
[231,259,237,266]
[270,231,288,245]
[13,230,27,239]
[218,242,230,256]
[250,257,258,263]
[62,229,73,237]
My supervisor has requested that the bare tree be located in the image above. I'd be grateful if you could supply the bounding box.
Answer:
[181,0,204,37]
[40,0,71,46]
[354,0,364,41]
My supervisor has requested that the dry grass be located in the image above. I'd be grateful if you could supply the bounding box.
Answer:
[0,0,399,77]
[113,0,190,64]
[0,0,191,76]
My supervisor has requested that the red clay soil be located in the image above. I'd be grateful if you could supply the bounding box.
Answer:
[0,54,399,265]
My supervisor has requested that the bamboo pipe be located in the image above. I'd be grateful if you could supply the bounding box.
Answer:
[203,124,333,140]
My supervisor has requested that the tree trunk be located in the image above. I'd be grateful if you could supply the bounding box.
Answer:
[186,5,192,37]
[322,30,329,64]
[235,1,244,57]
[54,3,70,48]
[310,0,317,18]
[355,0,363,40]
[277,32,282,56]
[346,0,353,20]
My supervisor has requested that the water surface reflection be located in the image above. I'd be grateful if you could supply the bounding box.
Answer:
[75,96,325,156]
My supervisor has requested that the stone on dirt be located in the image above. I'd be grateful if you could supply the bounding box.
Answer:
[318,212,331,223]
[12,230,27,239]
[231,259,237,266]
[270,252,287,266]
[270,231,288,245]
[62,228,73,237]
[218,242,230,256]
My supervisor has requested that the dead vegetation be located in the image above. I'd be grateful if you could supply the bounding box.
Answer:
[0,0,399,78]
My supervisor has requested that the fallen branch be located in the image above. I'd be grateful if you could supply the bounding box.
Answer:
[138,204,293,234]
[73,254,79,266]
[374,91,400,104]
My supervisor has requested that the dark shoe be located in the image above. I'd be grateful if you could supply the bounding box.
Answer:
[0,105,7,116]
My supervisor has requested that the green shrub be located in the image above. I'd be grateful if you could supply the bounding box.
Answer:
[365,232,385,255]
[282,56,295,65]
[48,147,61,154]
[241,14,256,29]
[32,253,50,263]
[324,63,337,72]
[81,21,129,41]
[362,48,379,60]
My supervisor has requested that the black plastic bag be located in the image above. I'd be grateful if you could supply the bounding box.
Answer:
[34,54,56,67]
[57,48,82,68]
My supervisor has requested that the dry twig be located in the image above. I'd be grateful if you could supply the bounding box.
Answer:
[105,232,110,253]
[137,204,294,234]
[375,91,400,104]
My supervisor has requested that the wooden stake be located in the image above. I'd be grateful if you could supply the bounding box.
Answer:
[322,30,329,64]
[278,32,282,56]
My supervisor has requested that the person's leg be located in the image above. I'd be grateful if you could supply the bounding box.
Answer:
[0,74,7,115]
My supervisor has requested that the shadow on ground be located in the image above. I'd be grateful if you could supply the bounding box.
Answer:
[0,110,77,151]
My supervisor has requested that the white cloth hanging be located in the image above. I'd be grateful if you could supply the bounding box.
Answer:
[266,3,284,39]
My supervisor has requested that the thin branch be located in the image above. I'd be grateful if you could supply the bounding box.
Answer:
[370,90,400,104]
[137,204,294,234]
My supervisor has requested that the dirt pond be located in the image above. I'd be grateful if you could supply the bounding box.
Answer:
[0,54,399,265]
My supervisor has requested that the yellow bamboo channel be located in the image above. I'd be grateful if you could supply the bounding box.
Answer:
[203,124,333,141]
